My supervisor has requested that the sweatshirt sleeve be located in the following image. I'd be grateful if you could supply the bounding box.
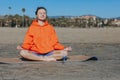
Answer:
[21,27,33,50]
[54,42,65,50]
[50,27,65,50]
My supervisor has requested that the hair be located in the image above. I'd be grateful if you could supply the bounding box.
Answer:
[35,7,47,15]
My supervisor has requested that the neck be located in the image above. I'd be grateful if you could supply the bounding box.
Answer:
[38,20,45,26]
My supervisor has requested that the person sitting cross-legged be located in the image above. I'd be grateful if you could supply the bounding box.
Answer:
[17,7,72,61]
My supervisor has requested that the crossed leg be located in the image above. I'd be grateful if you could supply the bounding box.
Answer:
[20,50,68,61]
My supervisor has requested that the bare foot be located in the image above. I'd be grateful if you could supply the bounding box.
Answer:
[42,56,56,61]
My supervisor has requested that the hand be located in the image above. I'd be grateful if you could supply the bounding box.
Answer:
[16,45,23,50]
[64,46,72,51]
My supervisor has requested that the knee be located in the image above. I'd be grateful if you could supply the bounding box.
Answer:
[62,50,68,56]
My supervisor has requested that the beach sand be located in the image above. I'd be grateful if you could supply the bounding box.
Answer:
[0,27,120,80]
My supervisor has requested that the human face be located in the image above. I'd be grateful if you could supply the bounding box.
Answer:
[36,9,47,21]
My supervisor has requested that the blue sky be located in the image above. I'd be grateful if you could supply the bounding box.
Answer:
[0,0,120,18]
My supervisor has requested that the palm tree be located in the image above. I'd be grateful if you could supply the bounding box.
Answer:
[21,8,26,27]
[8,6,12,14]
[7,6,12,26]
[8,6,12,27]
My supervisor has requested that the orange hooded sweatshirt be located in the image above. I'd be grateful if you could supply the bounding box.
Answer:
[22,20,65,54]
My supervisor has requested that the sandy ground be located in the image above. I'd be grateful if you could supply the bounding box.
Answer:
[0,27,120,80]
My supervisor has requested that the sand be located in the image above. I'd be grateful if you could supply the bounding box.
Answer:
[1,27,120,44]
[0,27,120,80]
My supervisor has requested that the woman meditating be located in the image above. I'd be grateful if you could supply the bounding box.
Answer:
[17,7,72,61]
